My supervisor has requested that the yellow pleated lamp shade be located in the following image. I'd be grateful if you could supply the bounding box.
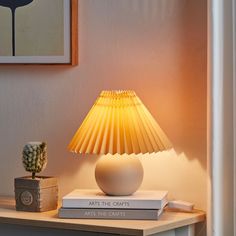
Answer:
[68,90,172,155]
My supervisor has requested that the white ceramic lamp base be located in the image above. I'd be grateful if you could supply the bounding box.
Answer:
[95,156,144,196]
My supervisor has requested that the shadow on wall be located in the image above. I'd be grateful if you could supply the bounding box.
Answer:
[141,149,206,208]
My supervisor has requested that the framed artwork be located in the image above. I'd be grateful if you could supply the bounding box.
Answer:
[0,0,78,65]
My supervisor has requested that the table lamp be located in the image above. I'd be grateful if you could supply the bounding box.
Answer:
[68,90,172,196]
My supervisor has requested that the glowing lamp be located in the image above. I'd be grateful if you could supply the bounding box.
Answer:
[69,90,172,195]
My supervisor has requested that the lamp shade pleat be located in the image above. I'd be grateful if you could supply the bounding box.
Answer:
[68,90,172,155]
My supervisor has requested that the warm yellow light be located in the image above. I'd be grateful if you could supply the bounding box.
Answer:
[68,90,172,155]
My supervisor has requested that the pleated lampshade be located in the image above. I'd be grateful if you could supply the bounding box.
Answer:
[68,90,172,155]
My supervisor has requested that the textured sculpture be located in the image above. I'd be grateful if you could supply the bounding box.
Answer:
[22,142,47,179]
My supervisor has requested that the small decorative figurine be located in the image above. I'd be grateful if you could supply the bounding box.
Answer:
[14,141,58,212]
[22,142,47,179]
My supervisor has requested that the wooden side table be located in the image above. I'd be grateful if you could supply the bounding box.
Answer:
[0,197,205,236]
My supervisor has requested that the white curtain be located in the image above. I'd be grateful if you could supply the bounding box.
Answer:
[208,0,235,235]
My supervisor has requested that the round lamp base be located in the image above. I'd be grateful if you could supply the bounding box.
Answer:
[95,156,144,196]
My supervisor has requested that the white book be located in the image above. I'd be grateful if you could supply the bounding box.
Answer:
[58,207,165,220]
[62,189,168,209]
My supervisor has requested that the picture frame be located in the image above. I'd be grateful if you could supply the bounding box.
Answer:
[0,0,78,65]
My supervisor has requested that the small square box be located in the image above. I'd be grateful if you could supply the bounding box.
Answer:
[14,176,58,212]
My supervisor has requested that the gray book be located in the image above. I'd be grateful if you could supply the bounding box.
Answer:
[62,189,168,209]
[58,207,165,220]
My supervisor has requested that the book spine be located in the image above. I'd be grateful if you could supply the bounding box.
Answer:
[62,198,167,209]
[58,208,163,220]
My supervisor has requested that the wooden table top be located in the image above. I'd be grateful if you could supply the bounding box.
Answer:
[0,197,205,236]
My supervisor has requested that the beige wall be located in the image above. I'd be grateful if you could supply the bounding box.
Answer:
[0,0,207,210]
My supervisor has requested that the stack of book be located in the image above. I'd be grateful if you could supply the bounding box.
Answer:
[58,189,168,220]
